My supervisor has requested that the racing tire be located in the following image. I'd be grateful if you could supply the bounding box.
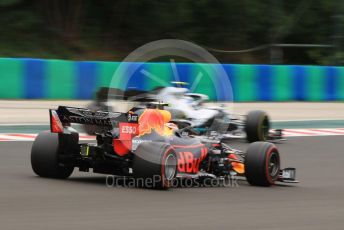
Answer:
[245,142,280,186]
[133,142,177,190]
[31,132,76,179]
[245,110,270,142]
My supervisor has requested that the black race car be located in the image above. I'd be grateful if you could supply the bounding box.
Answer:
[31,103,297,190]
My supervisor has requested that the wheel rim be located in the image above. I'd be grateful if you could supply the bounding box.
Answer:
[268,152,279,178]
[164,153,177,180]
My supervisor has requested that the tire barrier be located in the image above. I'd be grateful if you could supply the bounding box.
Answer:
[1,58,343,101]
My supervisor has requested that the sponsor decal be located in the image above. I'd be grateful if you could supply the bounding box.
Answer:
[67,108,111,118]
[61,115,112,126]
[127,113,138,122]
[131,138,152,150]
[177,147,208,173]
[138,109,173,136]
[119,122,139,140]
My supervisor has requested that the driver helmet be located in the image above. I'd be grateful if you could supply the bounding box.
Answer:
[164,122,179,135]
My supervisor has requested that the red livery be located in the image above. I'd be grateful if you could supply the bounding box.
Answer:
[31,103,297,190]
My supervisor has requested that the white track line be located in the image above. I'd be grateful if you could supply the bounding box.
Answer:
[1,129,344,141]
[0,133,95,142]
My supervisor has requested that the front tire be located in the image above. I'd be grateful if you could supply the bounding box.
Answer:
[133,142,177,190]
[31,132,76,179]
[245,142,280,186]
[245,110,270,142]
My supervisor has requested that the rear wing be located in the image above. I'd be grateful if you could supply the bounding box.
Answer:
[49,106,138,133]
[95,87,158,102]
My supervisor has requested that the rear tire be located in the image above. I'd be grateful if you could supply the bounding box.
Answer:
[245,110,270,142]
[31,132,76,179]
[133,142,177,190]
[245,142,280,186]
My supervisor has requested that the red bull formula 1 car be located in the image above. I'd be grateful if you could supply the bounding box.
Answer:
[31,103,297,189]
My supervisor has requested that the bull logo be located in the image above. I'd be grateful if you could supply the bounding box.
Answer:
[138,109,173,136]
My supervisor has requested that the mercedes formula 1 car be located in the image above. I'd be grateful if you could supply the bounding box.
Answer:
[84,86,283,143]
[31,102,297,190]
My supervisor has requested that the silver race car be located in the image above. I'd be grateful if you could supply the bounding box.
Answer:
[85,85,283,142]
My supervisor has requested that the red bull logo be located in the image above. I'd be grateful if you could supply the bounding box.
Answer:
[177,147,208,173]
[113,108,173,156]
[138,109,173,136]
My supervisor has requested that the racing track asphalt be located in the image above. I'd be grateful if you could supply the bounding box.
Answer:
[0,136,343,230]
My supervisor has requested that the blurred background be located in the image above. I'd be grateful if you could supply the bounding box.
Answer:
[1,3,344,230]
[0,0,343,65]
[0,0,344,124]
